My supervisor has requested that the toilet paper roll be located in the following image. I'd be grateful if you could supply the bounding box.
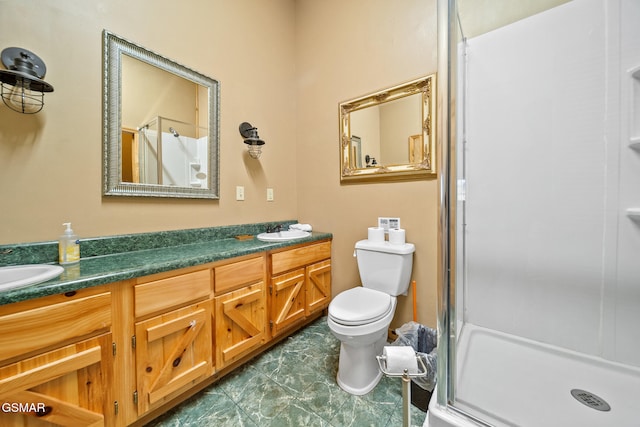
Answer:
[383,346,418,375]
[368,227,385,242]
[388,228,406,245]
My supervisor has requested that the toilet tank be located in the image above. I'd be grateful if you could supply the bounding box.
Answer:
[355,239,415,296]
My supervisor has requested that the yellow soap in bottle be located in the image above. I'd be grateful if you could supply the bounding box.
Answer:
[59,222,80,265]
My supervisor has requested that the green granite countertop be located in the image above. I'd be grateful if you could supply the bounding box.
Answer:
[0,222,331,307]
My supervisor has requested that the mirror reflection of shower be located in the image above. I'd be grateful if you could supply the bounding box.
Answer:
[137,116,209,188]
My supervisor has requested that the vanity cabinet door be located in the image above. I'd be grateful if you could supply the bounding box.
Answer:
[305,259,331,316]
[267,240,332,336]
[270,268,306,337]
[214,282,266,369]
[134,301,213,416]
[0,333,114,427]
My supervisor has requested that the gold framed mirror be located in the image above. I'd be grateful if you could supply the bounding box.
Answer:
[339,74,436,182]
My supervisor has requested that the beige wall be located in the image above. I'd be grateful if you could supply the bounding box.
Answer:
[0,0,299,244]
[295,0,440,329]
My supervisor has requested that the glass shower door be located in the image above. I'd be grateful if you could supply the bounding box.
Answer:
[433,0,640,426]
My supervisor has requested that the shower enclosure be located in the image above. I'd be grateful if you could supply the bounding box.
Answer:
[430,0,640,426]
[137,116,209,188]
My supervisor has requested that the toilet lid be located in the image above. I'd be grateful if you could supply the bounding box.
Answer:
[329,287,393,326]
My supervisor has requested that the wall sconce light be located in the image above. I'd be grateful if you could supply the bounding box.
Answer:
[239,122,265,159]
[0,47,54,114]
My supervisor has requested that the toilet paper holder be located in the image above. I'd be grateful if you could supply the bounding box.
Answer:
[377,351,428,427]
[376,353,428,378]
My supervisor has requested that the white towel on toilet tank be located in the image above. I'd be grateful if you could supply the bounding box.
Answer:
[290,223,312,231]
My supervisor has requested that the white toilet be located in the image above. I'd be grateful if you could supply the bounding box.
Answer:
[327,238,415,395]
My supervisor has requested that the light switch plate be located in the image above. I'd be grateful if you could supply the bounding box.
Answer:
[236,186,245,201]
[266,188,274,201]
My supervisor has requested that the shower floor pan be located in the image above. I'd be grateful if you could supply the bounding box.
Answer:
[428,324,640,427]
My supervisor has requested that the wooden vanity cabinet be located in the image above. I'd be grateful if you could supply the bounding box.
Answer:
[269,241,331,337]
[132,269,213,417]
[0,238,330,427]
[214,255,267,369]
[0,285,115,427]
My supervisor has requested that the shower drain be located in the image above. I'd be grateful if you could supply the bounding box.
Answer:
[570,389,611,412]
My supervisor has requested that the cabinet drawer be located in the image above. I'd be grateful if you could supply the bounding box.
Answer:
[135,269,212,318]
[0,292,112,363]
[271,241,331,274]
[214,256,265,294]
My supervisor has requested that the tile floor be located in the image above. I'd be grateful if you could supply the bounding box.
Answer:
[145,316,428,426]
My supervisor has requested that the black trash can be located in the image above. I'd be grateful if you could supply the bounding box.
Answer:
[411,381,433,412]
[392,322,437,412]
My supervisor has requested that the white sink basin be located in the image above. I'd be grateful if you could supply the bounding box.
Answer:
[0,264,65,292]
[256,230,311,242]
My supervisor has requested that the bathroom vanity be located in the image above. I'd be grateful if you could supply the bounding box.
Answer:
[0,225,331,426]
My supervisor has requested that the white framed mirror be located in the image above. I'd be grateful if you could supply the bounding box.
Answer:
[339,75,436,182]
[102,30,220,198]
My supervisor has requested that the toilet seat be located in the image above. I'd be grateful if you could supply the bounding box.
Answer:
[329,287,393,326]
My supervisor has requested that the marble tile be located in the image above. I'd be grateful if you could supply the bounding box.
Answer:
[359,375,403,415]
[266,398,332,427]
[327,396,393,427]
[1,221,331,306]
[295,378,350,422]
[256,341,328,394]
[388,405,428,427]
[0,220,300,265]
[145,387,257,427]
[217,364,263,402]
[232,372,297,425]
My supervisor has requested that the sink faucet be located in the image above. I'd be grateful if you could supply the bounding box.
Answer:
[266,224,284,233]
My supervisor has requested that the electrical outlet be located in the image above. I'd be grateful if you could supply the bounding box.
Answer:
[266,188,274,201]
[236,186,245,201]
[378,217,401,232]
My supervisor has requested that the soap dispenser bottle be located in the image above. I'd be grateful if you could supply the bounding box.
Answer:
[59,222,80,265]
